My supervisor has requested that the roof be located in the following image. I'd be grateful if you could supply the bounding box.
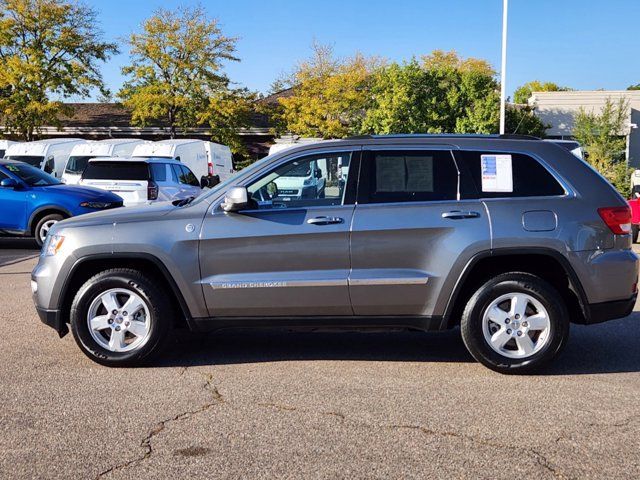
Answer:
[88,156,180,164]
[258,88,294,106]
[347,134,541,141]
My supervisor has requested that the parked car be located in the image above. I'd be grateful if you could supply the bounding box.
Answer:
[5,138,85,179]
[132,139,233,187]
[62,139,147,185]
[32,135,637,373]
[78,157,202,207]
[0,160,123,246]
[0,139,18,158]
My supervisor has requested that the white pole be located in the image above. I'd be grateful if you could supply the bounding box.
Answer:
[499,0,508,134]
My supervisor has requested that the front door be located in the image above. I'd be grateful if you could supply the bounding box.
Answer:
[349,148,491,317]
[199,149,359,317]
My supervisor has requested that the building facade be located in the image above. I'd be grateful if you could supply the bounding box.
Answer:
[529,90,640,167]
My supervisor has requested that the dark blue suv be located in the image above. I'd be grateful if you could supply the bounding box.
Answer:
[0,160,123,246]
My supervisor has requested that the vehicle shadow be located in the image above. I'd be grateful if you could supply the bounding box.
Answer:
[158,328,474,367]
[156,313,640,375]
[0,237,40,266]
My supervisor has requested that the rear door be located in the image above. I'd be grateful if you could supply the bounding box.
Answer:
[81,161,149,205]
[348,147,491,317]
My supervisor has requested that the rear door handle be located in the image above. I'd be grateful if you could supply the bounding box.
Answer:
[441,211,481,220]
[307,216,344,226]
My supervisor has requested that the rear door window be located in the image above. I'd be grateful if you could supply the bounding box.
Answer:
[358,150,458,204]
[455,151,565,198]
[82,162,149,181]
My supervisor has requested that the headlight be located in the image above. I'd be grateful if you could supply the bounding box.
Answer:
[303,177,312,186]
[79,201,115,209]
[43,234,65,256]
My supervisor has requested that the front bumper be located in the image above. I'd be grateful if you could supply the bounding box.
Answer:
[586,293,637,325]
[35,306,68,337]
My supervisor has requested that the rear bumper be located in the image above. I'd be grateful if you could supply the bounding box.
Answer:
[35,306,68,338]
[586,293,637,325]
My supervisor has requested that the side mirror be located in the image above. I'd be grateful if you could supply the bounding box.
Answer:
[221,186,249,212]
[0,178,18,188]
[314,169,323,179]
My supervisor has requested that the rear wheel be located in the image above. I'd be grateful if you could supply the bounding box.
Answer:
[34,213,63,247]
[460,273,569,374]
[632,224,639,243]
[70,269,172,367]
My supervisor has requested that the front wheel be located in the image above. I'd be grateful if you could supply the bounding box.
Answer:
[70,269,172,367]
[460,273,569,374]
[35,213,63,247]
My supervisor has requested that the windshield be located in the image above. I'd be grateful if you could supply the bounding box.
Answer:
[65,156,94,174]
[83,161,150,181]
[5,155,44,167]
[3,163,60,186]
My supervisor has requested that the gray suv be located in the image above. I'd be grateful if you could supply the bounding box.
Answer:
[31,135,638,373]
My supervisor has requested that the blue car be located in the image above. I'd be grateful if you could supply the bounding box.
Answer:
[0,160,123,246]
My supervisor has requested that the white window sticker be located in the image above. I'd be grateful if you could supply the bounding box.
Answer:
[481,154,513,192]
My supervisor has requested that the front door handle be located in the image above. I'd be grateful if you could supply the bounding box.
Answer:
[307,216,344,226]
[441,211,481,220]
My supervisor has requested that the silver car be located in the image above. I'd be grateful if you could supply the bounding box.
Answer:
[31,135,638,373]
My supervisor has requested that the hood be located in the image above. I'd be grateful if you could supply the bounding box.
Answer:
[57,201,177,229]
[39,184,123,202]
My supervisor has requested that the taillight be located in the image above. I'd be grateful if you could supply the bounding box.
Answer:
[208,161,214,176]
[147,180,159,201]
[598,206,632,234]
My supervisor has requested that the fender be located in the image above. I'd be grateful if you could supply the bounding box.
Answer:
[28,205,73,232]
[58,252,193,323]
[441,247,590,328]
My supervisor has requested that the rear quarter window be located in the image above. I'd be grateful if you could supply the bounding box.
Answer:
[455,151,565,198]
[83,162,149,181]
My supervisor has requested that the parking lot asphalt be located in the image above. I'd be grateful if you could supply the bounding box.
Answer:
[1,238,639,479]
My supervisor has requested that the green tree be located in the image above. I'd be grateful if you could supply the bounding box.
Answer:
[199,88,257,158]
[573,98,630,195]
[276,43,379,138]
[119,5,238,138]
[0,0,117,140]
[627,83,640,91]
[513,80,569,104]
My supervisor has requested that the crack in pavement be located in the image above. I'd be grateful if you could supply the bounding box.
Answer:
[258,402,565,479]
[94,374,223,480]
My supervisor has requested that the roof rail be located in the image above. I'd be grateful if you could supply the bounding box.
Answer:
[344,133,541,141]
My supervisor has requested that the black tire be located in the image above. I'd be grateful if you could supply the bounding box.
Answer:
[70,269,172,367]
[34,213,64,247]
[632,224,639,243]
[460,272,569,374]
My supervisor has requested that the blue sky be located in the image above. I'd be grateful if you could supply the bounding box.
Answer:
[94,0,640,98]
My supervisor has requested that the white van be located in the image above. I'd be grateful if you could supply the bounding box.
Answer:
[268,137,323,156]
[132,139,234,186]
[0,139,18,158]
[5,138,85,179]
[62,139,147,185]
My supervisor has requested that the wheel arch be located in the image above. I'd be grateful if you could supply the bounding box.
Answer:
[57,253,193,330]
[28,206,72,235]
[442,248,590,329]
